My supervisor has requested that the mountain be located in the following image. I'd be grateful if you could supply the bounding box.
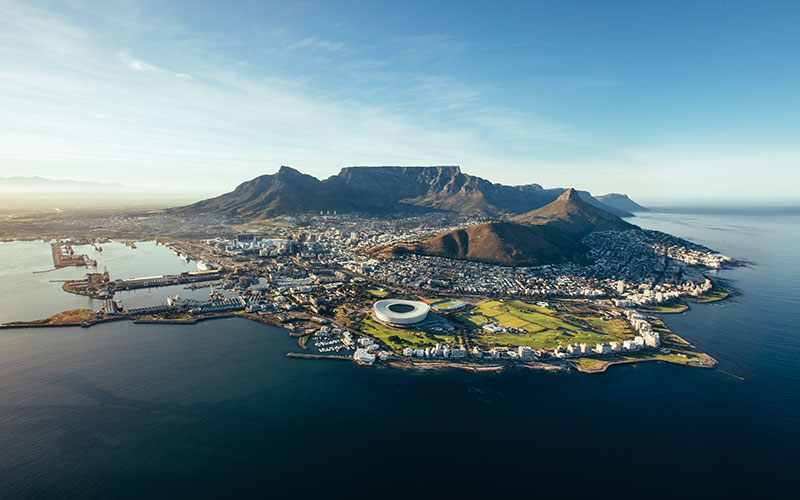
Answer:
[0,176,133,193]
[375,188,636,266]
[595,193,648,213]
[174,165,633,218]
[179,166,343,216]
[512,188,636,238]
[375,221,586,266]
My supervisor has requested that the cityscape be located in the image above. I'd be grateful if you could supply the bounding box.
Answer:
[2,203,733,374]
[1,0,796,497]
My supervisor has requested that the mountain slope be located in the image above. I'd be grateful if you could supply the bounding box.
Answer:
[376,187,637,266]
[173,166,631,218]
[512,188,636,238]
[375,221,586,266]
[595,193,648,212]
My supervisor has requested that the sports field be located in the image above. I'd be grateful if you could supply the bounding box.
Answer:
[456,300,635,350]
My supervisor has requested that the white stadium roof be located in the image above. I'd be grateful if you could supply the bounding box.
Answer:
[373,299,430,326]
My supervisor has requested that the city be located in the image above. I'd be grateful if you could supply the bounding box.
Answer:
[2,211,733,374]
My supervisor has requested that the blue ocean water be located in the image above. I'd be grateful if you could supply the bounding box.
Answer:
[0,210,798,498]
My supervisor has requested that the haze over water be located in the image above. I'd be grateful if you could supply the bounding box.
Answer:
[0,208,798,498]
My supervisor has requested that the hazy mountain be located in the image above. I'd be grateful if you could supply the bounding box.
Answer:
[375,188,636,266]
[595,193,649,212]
[174,165,634,218]
[0,176,218,212]
[0,176,134,193]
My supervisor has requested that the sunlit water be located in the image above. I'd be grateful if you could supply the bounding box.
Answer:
[0,211,798,498]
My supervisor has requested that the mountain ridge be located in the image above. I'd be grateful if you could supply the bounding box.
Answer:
[595,193,649,213]
[174,165,637,218]
[374,187,637,266]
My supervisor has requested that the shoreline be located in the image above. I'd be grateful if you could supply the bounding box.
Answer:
[571,354,719,374]
[0,293,726,376]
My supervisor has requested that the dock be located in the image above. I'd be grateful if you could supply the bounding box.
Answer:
[51,242,95,268]
[286,353,352,361]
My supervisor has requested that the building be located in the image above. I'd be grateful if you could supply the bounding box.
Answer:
[430,299,468,314]
[353,348,376,365]
[373,299,430,326]
[595,343,612,354]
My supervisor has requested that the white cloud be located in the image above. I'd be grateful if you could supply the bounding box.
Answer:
[117,51,160,72]
[287,36,345,53]
[0,1,792,199]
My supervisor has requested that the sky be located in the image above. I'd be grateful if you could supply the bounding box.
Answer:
[1,0,798,199]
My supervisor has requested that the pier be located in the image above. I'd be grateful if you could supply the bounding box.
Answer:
[286,353,352,361]
[51,242,95,268]
[111,270,222,291]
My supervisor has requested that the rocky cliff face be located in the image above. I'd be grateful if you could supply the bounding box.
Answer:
[175,165,634,218]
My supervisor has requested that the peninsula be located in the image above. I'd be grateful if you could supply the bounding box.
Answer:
[0,166,739,374]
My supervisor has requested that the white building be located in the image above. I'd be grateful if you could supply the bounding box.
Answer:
[353,348,376,365]
[373,299,430,326]
[595,343,612,354]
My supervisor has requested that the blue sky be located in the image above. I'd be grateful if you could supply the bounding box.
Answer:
[1,0,798,198]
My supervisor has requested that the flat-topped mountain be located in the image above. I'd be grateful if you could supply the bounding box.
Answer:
[376,187,637,266]
[174,166,635,218]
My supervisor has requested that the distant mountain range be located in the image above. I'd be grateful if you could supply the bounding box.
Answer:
[0,176,134,193]
[373,189,637,266]
[594,193,648,213]
[174,165,645,218]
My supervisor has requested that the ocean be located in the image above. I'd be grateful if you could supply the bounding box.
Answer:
[0,209,798,498]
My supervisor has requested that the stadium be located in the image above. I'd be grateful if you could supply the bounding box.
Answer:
[373,299,430,326]
[430,299,468,313]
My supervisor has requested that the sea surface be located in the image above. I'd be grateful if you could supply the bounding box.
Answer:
[0,209,798,498]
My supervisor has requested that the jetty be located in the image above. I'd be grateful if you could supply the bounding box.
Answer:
[51,242,95,268]
[286,353,352,361]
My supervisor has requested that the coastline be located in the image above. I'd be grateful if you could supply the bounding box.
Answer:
[0,288,729,376]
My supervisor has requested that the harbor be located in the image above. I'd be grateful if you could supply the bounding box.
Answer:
[51,241,96,268]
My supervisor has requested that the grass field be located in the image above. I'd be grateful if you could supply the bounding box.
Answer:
[364,288,389,298]
[639,302,689,313]
[357,317,456,353]
[431,299,467,309]
[458,300,635,350]
[687,288,729,303]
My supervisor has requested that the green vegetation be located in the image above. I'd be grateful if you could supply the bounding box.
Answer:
[365,288,389,298]
[687,288,730,303]
[639,302,689,313]
[566,316,717,373]
[453,314,488,328]
[3,308,96,326]
[431,300,463,309]
[357,317,456,353]
[568,335,717,373]
[460,300,636,350]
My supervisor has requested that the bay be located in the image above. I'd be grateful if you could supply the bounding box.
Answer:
[0,209,798,498]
